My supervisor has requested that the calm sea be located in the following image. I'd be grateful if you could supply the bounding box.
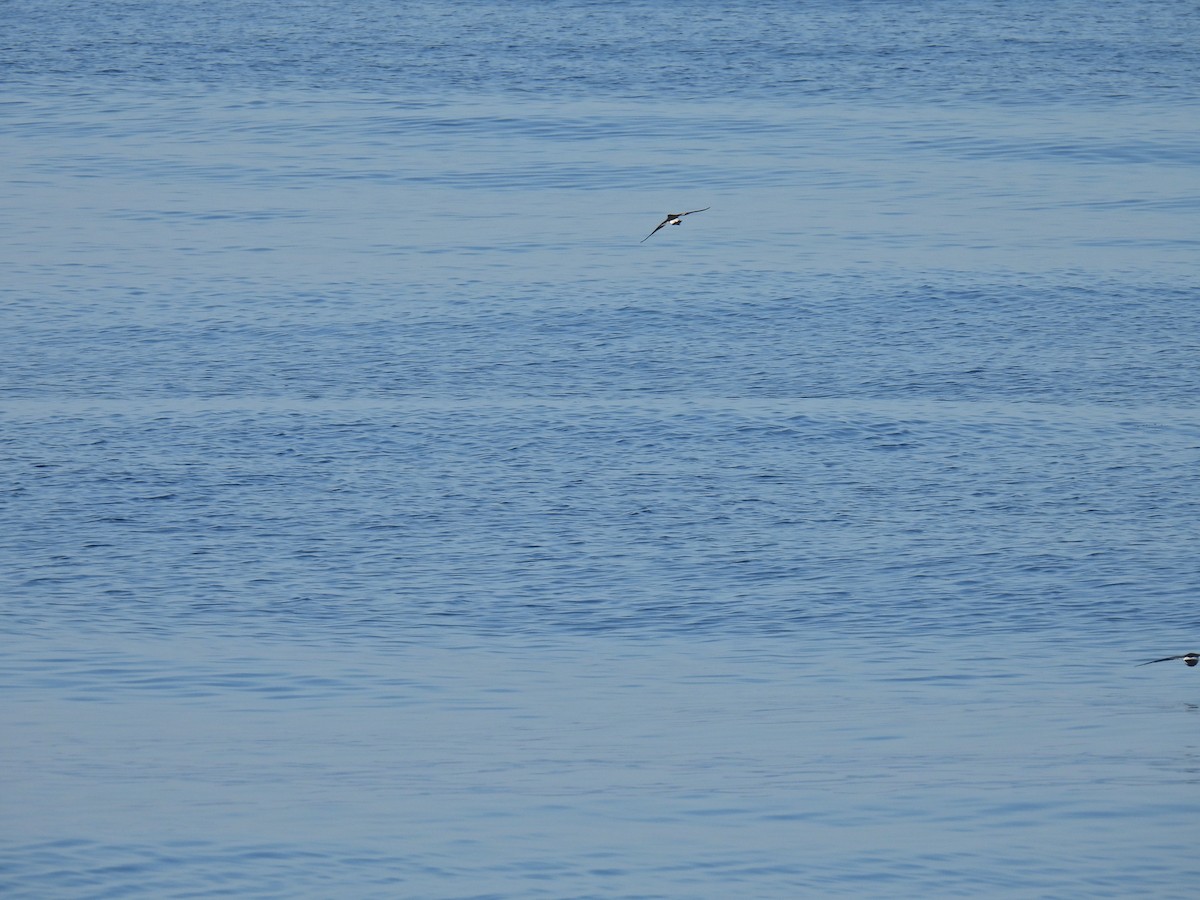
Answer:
[3,0,1199,896]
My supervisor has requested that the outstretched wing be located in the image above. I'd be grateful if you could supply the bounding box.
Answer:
[640,217,672,243]
[1136,654,1187,666]
[640,207,710,242]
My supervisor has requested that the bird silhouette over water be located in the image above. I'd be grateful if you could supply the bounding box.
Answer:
[1137,652,1199,667]
[640,207,710,243]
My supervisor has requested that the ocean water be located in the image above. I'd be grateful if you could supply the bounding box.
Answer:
[3,0,1200,896]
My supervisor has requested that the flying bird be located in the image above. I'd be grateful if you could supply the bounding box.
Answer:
[640,207,710,243]
[1137,652,1199,667]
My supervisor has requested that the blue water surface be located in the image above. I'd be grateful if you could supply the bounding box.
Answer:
[3,0,1199,896]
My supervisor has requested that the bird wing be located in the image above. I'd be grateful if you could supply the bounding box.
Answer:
[1136,655,1186,666]
[679,207,710,217]
[640,218,671,243]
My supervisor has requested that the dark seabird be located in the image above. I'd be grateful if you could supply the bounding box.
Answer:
[1137,652,1199,667]
[640,207,711,243]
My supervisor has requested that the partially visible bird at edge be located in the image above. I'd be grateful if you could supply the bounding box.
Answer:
[1137,652,1199,667]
